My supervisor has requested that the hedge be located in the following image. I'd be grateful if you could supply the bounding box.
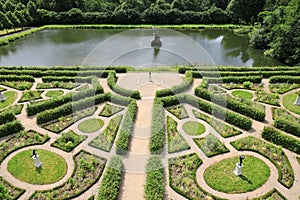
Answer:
[262,126,300,154]
[178,66,300,73]
[269,76,300,84]
[150,100,165,153]
[42,76,95,83]
[155,71,193,97]
[204,76,262,84]
[0,111,16,125]
[115,100,138,155]
[109,93,133,106]
[194,86,265,121]
[27,86,104,116]
[274,118,300,138]
[158,94,252,130]
[187,71,300,78]
[0,75,35,82]
[107,71,141,99]
[0,120,24,137]
[144,156,164,200]
[98,156,123,200]
[36,93,109,124]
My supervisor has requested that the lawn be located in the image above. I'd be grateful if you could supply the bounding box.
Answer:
[0,91,17,110]
[204,155,270,193]
[45,90,64,99]
[18,90,43,103]
[182,121,206,136]
[283,93,300,115]
[7,149,67,185]
[78,118,104,133]
[232,90,253,100]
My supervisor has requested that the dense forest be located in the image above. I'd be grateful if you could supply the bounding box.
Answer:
[0,0,299,65]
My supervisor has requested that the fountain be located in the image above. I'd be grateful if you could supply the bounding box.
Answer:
[151,27,162,48]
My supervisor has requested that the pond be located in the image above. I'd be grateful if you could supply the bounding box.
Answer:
[0,28,282,67]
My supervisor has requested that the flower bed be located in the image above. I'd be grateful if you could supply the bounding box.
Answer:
[255,90,280,106]
[0,130,49,164]
[194,134,229,157]
[36,81,79,90]
[221,83,263,91]
[29,150,106,200]
[251,189,287,200]
[231,136,294,188]
[41,107,97,133]
[0,176,25,200]
[18,90,44,103]
[1,104,24,115]
[269,83,300,94]
[167,116,190,153]
[89,115,123,152]
[51,130,87,152]
[169,153,218,200]
[193,110,241,138]
[99,103,124,117]
[166,104,189,120]
[0,81,33,90]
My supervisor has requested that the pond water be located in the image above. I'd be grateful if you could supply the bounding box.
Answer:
[0,28,282,67]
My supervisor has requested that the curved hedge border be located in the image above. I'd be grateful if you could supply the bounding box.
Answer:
[0,176,25,200]
[0,111,16,125]
[269,76,300,84]
[144,156,165,200]
[262,126,300,154]
[150,100,165,153]
[29,150,106,200]
[98,156,123,200]
[195,86,265,121]
[0,120,24,137]
[231,136,294,188]
[156,71,193,97]
[116,100,137,155]
[158,94,252,130]
[107,71,141,99]
[27,87,103,116]
[251,189,287,200]
[0,75,35,82]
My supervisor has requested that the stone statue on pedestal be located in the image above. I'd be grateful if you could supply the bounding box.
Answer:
[31,149,42,168]
[151,27,162,47]
[234,155,244,176]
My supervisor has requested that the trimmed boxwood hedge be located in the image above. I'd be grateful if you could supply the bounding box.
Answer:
[187,71,300,78]
[158,94,252,130]
[0,75,35,82]
[107,71,141,99]
[262,126,300,154]
[0,111,16,125]
[194,86,265,121]
[98,156,123,200]
[150,100,165,153]
[0,120,24,137]
[36,93,109,124]
[144,156,164,200]
[27,86,103,116]
[204,76,262,84]
[42,76,95,83]
[116,100,137,155]
[269,76,300,84]
[274,118,300,137]
[155,71,193,97]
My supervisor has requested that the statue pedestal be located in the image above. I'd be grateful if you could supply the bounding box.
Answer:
[32,155,42,168]
[234,163,243,176]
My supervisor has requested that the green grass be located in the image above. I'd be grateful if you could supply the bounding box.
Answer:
[78,118,104,133]
[7,149,67,185]
[204,155,270,193]
[182,121,206,136]
[45,90,64,99]
[194,134,229,157]
[283,93,300,115]
[99,103,124,117]
[18,90,43,103]
[0,91,17,110]
[232,90,253,100]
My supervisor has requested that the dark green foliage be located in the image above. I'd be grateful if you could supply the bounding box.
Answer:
[194,86,265,121]
[107,71,141,99]
[150,101,165,153]
[262,126,300,154]
[0,75,34,82]
[193,134,229,157]
[0,111,15,125]
[27,87,103,116]
[116,100,137,155]
[98,156,123,200]
[204,76,262,84]
[42,76,94,83]
[270,76,300,84]
[156,71,193,97]
[0,120,24,137]
[51,130,87,152]
[145,156,164,200]
[0,176,25,200]
[274,118,300,137]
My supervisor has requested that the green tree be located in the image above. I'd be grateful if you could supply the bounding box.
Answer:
[6,11,20,30]
[0,11,13,33]
[14,10,27,29]
[226,0,265,24]
[3,0,16,12]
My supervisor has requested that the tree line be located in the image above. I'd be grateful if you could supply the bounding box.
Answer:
[0,0,299,65]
